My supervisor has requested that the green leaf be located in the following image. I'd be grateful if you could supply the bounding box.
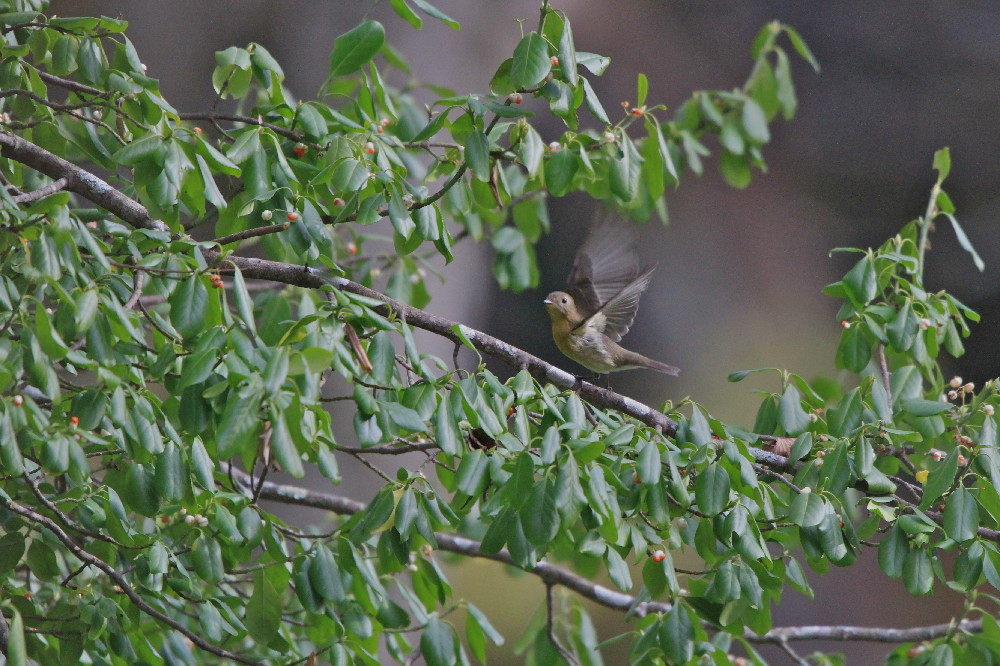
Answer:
[695,463,730,515]
[169,275,209,339]
[843,256,877,306]
[433,393,461,456]
[154,443,188,501]
[389,0,422,29]
[636,73,648,107]
[467,603,504,647]
[790,491,826,528]
[124,463,160,517]
[231,266,256,334]
[945,213,985,272]
[113,134,165,167]
[191,534,224,583]
[609,136,642,202]
[741,98,770,143]
[659,603,694,664]
[544,147,578,196]
[410,0,460,30]
[581,76,609,124]
[523,480,559,545]
[903,546,933,595]
[719,150,751,188]
[557,15,578,86]
[900,399,952,417]
[887,300,917,352]
[636,439,661,486]
[421,617,458,666]
[576,51,610,76]
[921,448,960,510]
[243,569,282,645]
[328,20,385,78]
[456,449,489,497]
[382,401,426,433]
[605,547,632,591]
[827,388,862,438]
[511,32,551,89]
[465,130,490,182]
[878,523,907,578]
[216,385,262,459]
[778,384,809,435]
[944,486,979,543]
[269,411,304,477]
[933,147,951,181]
[7,610,25,666]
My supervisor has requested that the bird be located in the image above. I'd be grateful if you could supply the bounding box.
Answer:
[544,219,680,377]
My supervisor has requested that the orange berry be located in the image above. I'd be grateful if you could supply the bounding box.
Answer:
[630,108,644,116]
[70,416,79,426]
[292,144,307,158]
[346,242,358,255]
[840,320,851,328]
[194,127,203,135]
[364,142,376,154]
[12,395,23,407]
[287,212,298,221]
[550,56,559,66]
[652,550,666,562]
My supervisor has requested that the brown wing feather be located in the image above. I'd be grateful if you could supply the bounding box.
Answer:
[577,265,655,342]
[565,219,641,319]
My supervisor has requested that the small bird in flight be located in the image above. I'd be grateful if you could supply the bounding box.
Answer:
[544,219,680,378]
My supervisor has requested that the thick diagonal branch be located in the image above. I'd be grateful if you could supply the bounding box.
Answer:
[0,132,789,470]
[0,130,169,234]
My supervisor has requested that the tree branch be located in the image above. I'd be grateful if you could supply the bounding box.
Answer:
[177,112,304,142]
[225,464,985,646]
[752,619,982,644]
[11,176,67,203]
[221,463,674,617]
[0,131,169,234]
[0,128,788,469]
[206,250,790,469]
[212,222,290,246]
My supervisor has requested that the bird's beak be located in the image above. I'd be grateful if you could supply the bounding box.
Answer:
[543,299,552,304]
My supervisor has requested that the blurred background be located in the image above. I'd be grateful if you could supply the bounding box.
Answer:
[53,1,1000,662]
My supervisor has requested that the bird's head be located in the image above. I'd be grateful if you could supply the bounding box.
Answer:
[544,291,578,323]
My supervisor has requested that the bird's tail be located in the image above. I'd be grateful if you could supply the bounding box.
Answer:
[618,349,681,376]
[644,357,681,376]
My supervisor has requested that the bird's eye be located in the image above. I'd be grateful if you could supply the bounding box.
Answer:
[561,297,568,304]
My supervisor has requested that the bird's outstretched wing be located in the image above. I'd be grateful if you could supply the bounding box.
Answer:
[566,219,641,320]
[580,265,655,341]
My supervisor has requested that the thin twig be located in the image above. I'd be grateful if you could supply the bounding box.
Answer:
[212,222,289,246]
[11,177,67,203]
[178,112,303,142]
[777,638,810,666]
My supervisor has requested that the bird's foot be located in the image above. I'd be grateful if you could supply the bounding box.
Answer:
[572,373,601,391]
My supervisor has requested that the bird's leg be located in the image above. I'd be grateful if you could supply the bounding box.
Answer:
[572,372,600,391]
